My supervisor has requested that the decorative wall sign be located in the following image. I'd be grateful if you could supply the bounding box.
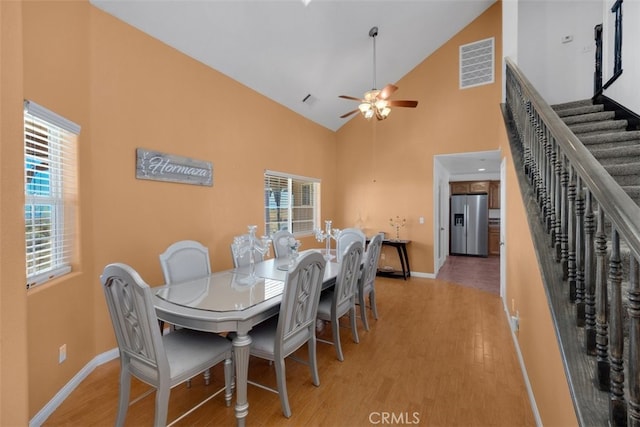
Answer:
[136,148,213,186]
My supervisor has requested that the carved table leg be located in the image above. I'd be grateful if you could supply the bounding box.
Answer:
[232,332,252,427]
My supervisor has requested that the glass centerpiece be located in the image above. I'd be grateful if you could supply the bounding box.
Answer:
[231,225,271,285]
[389,216,406,240]
[314,220,340,261]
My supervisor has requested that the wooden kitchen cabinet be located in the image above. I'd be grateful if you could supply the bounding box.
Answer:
[489,181,501,209]
[469,181,489,193]
[451,181,491,195]
[489,223,501,255]
[450,182,470,194]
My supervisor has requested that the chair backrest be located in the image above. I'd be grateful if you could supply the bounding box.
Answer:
[272,230,295,259]
[230,239,264,268]
[336,228,366,262]
[276,251,327,358]
[333,240,364,316]
[159,240,211,284]
[361,233,384,291]
[230,242,265,268]
[100,263,169,378]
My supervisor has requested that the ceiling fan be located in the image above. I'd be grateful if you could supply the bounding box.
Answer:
[339,26,418,121]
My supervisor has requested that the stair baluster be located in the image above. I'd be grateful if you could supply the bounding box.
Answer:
[576,176,586,326]
[596,204,610,391]
[628,256,640,427]
[568,166,578,301]
[609,229,627,426]
[584,189,597,353]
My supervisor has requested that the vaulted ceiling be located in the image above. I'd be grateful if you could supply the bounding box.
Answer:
[90,0,496,132]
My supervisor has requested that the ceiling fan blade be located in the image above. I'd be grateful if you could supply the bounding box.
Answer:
[378,84,398,100]
[339,95,365,102]
[340,109,360,119]
[387,100,418,108]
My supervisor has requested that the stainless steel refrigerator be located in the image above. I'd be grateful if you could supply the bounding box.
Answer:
[450,194,488,256]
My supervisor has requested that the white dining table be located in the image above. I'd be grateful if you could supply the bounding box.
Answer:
[153,253,339,426]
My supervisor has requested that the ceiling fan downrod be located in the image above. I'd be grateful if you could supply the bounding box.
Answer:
[370,26,378,91]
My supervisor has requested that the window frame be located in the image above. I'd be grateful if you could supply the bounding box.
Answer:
[264,170,320,237]
[24,100,80,289]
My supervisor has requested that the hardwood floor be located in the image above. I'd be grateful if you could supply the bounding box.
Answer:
[44,275,534,426]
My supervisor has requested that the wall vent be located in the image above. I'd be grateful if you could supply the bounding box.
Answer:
[459,37,494,89]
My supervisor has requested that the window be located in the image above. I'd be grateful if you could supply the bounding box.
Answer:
[24,100,80,289]
[264,170,320,236]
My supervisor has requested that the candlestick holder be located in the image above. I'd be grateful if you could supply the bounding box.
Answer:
[231,225,271,285]
[389,216,406,240]
[314,220,340,261]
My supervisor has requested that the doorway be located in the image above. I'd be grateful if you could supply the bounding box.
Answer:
[433,150,502,291]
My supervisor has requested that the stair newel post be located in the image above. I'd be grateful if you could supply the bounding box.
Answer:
[568,165,577,302]
[575,175,586,326]
[608,229,627,427]
[596,205,610,391]
[584,189,597,354]
[560,153,570,280]
[628,255,640,427]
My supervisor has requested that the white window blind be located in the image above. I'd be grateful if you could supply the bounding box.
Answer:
[459,37,495,89]
[264,170,320,236]
[24,100,80,288]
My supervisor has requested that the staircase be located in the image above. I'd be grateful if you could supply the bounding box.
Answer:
[506,59,640,426]
[552,99,640,206]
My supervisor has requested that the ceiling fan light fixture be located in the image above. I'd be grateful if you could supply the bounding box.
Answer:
[358,103,371,114]
[374,99,387,110]
[364,90,379,102]
[338,26,417,121]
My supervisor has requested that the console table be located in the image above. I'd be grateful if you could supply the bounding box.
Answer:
[376,239,411,280]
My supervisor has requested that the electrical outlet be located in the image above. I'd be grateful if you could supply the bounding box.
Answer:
[381,253,386,260]
[510,312,520,332]
[59,344,67,364]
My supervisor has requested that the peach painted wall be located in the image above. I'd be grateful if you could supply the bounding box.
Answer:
[335,3,504,274]
[4,0,577,424]
[0,1,29,424]
[501,129,577,426]
[19,0,337,417]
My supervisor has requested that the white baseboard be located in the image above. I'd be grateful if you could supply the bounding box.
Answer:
[410,271,435,279]
[30,348,119,427]
[502,298,543,426]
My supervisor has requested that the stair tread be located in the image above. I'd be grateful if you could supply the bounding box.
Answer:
[569,119,628,134]
[556,104,605,117]
[580,130,640,144]
[562,111,615,124]
[589,145,640,159]
[551,99,593,110]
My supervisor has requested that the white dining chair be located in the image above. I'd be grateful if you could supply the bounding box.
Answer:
[335,227,366,262]
[159,240,213,386]
[159,240,211,285]
[271,229,295,259]
[246,251,327,418]
[100,263,233,427]
[317,240,363,361]
[358,233,383,331]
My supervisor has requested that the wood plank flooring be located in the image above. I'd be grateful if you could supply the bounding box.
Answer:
[44,275,534,427]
